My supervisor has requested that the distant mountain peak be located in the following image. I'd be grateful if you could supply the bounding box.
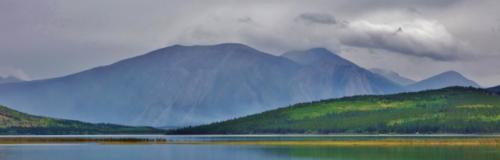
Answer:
[430,70,472,81]
[156,43,264,57]
[168,43,255,51]
[281,48,353,66]
[282,47,404,98]
[0,43,302,127]
[408,70,480,91]
[113,43,274,70]
[438,70,462,77]
[214,42,252,48]
[0,44,406,127]
[308,47,332,54]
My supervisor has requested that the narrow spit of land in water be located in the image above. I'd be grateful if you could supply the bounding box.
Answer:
[0,135,499,146]
[0,135,168,144]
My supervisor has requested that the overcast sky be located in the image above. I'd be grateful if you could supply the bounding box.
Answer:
[1,0,499,87]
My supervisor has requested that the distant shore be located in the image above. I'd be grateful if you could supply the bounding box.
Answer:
[0,136,168,144]
[0,135,499,146]
[177,138,500,146]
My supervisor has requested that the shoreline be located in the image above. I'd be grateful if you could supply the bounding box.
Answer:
[2,133,499,137]
[0,135,499,146]
[0,137,168,144]
[173,139,500,146]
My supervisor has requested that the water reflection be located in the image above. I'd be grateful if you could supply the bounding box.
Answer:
[0,143,498,160]
[0,135,499,160]
[258,145,500,160]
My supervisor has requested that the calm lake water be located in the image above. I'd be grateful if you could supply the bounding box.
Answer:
[0,135,499,160]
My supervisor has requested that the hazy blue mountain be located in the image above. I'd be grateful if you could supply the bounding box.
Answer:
[282,48,355,66]
[0,44,403,127]
[370,68,415,86]
[283,48,404,101]
[0,76,23,84]
[0,44,301,127]
[408,71,480,91]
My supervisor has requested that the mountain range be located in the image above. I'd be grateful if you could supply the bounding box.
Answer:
[282,48,403,100]
[369,69,480,90]
[0,43,481,127]
[407,71,480,91]
[171,87,500,134]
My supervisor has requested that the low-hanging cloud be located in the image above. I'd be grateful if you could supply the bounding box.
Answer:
[339,19,463,61]
[296,12,337,25]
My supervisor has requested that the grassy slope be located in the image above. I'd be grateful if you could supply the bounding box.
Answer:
[0,105,163,135]
[172,87,500,134]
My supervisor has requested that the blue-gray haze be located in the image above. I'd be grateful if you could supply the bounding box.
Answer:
[0,44,479,126]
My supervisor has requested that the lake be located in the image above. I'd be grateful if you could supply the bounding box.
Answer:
[0,135,499,160]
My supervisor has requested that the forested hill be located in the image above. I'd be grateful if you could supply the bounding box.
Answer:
[0,105,163,135]
[171,87,500,134]
[489,85,500,94]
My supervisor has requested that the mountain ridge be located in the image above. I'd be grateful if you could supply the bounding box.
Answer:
[0,43,303,126]
[370,68,416,86]
[282,48,355,66]
[283,48,404,100]
[0,43,480,127]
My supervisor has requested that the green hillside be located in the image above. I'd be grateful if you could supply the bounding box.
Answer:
[0,105,164,135]
[171,87,500,134]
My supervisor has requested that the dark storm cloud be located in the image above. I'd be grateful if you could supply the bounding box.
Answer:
[296,13,337,25]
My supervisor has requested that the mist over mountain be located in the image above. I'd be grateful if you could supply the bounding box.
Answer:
[370,68,416,86]
[0,43,404,127]
[408,71,480,91]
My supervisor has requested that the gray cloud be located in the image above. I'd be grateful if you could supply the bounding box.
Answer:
[237,17,253,23]
[296,13,337,25]
[0,0,499,86]
[339,18,463,61]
